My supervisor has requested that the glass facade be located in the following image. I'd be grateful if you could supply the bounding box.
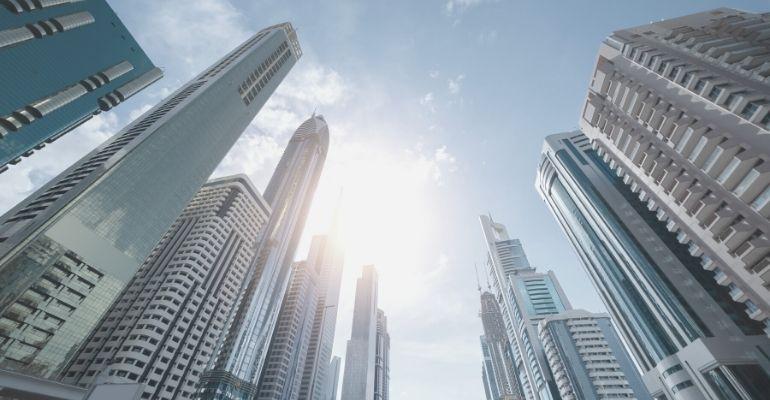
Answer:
[538,131,770,398]
[0,0,160,169]
[198,116,328,399]
[0,23,300,380]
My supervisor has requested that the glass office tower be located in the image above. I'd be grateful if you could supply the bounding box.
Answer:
[537,131,770,399]
[0,22,301,380]
[0,0,161,171]
[479,216,569,400]
[341,266,380,400]
[198,115,328,400]
[255,261,319,400]
[299,218,345,400]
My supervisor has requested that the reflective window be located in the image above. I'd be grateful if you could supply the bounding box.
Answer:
[733,169,759,197]
[717,158,740,184]
[675,127,694,153]
[750,185,770,210]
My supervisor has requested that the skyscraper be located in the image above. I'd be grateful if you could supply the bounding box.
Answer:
[374,309,389,400]
[256,262,319,400]
[62,175,271,400]
[199,115,329,400]
[0,22,300,381]
[538,309,650,399]
[478,291,523,400]
[340,266,379,400]
[580,7,770,334]
[537,131,770,399]
[299,221,345,400]
[0,0,161,171]
[479,216,569,400]
[324,356,341,400]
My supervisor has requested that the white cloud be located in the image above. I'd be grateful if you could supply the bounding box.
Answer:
[428,70,440,79]
[0,113,122,214]
[448,74,465,94]
[407,143,457,184]
[477,29,498,43]
[419,92,436,113]
[129,104,153,120]
[444,0,484,14]
[128,0,250,79]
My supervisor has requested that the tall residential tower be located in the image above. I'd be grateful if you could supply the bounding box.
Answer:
[478,290,523,400]
[479,216,569,400]
[63,175,270,400]
[580,7,770,335]
[538,309,650,399]
[0,0,161,171]
[255,262,319,400]
[374,309,389,400]
[537,131,770,399]
[0,22,300,380]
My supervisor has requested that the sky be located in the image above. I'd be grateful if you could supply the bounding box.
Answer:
[0,0,768,398]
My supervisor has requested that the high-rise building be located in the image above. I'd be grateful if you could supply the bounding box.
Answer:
[0,0,161,171]
[61,175,270,399]
[537,131,770,399]
[256,262,319,400]
[479,216,569,400]
[324,356,341,400]
[478,291,523,400]
[299,218,345,400]
[538,309,650,400]
[198,115,328,400]
[0,22,300,382]
[374,309,389,400]
[580,7,770,335]
[340,266,379,400]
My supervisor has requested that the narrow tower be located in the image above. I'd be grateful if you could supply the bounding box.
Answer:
[198,115,329,399]
[340,266,380,400]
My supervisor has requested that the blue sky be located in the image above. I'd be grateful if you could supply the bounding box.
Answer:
[0,0,767,398]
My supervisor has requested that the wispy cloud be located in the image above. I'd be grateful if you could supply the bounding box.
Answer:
[0,113,121,213]
[444,0,484,15]
[448,74,465,95]
[419,92,436,113]
[428,70,440,79]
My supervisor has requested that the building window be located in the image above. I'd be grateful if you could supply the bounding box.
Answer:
[707,86,724,101]
[681,71,695,86]
[688,136,708,161]
[675,127,694,153]
[733,169,760,197]
[750,185,770,210]
[671,380,694,393]
[693,79,707,94]
[717,157,740,184]
[741,101,761,120]
[668,65,682,80]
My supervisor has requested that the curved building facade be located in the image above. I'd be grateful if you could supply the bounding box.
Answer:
[537,131,770,399]
[198,115,329,400]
